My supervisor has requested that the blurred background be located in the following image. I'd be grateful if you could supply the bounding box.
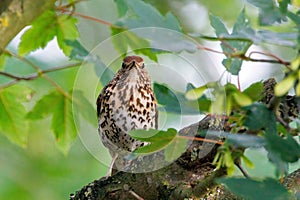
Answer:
[0,0,299,199]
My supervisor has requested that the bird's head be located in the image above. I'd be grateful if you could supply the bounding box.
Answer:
[122,56,145,70]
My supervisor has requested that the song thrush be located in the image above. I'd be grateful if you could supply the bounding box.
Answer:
[97,55,158,176]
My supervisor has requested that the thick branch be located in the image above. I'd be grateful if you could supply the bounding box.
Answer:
[0,0,55,53]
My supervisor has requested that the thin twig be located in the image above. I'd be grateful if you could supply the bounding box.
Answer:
[248,51,291,67]
[0,62,82,89]
[177,135,224,145]
[128,190,144,200]
[1,51,81,98]
[235,162,250,179]
[57,7,122,29]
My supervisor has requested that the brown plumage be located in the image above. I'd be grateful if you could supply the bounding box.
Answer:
[96,55,158,176]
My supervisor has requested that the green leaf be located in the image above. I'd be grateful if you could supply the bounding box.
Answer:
[210,10,253,75]
[111,29,157,62]
[112,0,196,57]
[114,0,128,17]
[19,10,79,56]
[274,74,297,96]
[279,0,290,14]
[257,30,297,48]
[72,90,97,126]
[118,0,181,31]
[185,85,207,100]
[209,14,229,36]
[232,92,252,106]
[27,90,77,154]
[129,128,177,154]
[65,40,89,61]
[218,177,292,200]
[243,81,263,101]
[56,14,79,56]
[247,0,287,25]
[224,151,235,175]
[154,83,207,114]
[65,39,114,86]
[265,134,300,163]
[222,58,243,75]
[19,10,57,55]
[0,51,10,70]
[0,85,30,147]
[227,134,265,148]
[243,103,277,133]
[241,154,254,168]
[164,136,188,162]
[154,83,181,113]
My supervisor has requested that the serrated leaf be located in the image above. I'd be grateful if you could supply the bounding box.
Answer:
[210,10,253,75]
[19,10,57,55]
[243,81,263,101]
[19,10,79,56]
[130,128,177,154]
[233,92,252,106]
[27,90,77,154]
[218,177,292,200]
[0,85,31,147]
[185,85,207,100]
[274,74,297,96]
[56,14,79,56]
[164,136,188,162]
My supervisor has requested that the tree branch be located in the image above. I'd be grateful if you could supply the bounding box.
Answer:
[0,0,55,54]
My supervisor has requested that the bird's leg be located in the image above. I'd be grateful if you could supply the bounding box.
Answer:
[105,153,118,179]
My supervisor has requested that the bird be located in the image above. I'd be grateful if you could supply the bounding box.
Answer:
[96,55,158,177]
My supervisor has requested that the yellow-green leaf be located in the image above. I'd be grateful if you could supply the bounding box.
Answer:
[19,10,79,56]
[296,80,300,96]
[164,136,188,162]
[233,92,252,106]
[274,74,297,96]
[290,56,300,71]
[27,90,77,154]
[0,85,31,147]
[226,94,232,115]
[241,154,254,169]
[185,85,206,100]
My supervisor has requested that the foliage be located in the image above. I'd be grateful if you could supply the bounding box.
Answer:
[0,0,299,199]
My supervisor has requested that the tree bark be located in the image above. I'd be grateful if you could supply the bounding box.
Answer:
[70,79,300,200]
[0,0,54,53]
[70,117,234,200]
